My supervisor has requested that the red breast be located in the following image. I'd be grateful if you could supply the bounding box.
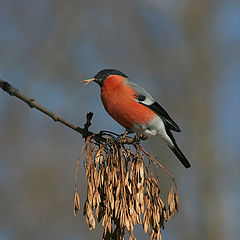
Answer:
[100,75,157,128]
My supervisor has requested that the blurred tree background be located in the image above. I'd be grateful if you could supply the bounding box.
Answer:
[0,0,239,240]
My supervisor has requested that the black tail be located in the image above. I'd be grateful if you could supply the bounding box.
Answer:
[166,128,191,168]
[168,144,191,168]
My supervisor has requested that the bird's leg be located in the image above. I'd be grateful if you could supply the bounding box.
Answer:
[133,129,148,143]
[122,129,128,139]
[115,129,129,144]
[133,130,142,143]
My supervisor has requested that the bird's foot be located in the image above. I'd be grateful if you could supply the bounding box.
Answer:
[114,129,148,145]
[115,129,129,144]
[133,130,148,143]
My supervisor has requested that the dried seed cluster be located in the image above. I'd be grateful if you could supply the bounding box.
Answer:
[74,136,179,240]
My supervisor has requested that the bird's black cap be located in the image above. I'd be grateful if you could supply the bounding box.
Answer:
[93,69,128,86]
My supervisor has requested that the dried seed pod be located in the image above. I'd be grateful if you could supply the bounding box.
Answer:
[95,148,103,164]
[175,193,179,212]
[75,134,179,240]
[115,198,119,218]
[126,181,132,194]
[143,216,149,233]
[97,206,104,223]
[167,185,176,219]
[116,182,121,197]
[85,202,96,230]
[88,213,96,230]
[74,191,80,216]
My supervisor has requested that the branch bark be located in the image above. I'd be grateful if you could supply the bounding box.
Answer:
[0,78,100,141]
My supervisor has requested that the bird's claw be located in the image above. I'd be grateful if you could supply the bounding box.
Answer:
[114,130,148,145]
[133,133,148,143]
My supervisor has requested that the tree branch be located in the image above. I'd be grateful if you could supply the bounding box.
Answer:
[0,78,144,145]
[0,78,101,141]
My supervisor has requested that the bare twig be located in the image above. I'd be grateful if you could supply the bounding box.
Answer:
[0,78,104,141]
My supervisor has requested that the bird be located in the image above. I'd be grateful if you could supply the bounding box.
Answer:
[83,69,191,168]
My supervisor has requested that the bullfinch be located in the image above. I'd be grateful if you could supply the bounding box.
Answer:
[85,69,191,168]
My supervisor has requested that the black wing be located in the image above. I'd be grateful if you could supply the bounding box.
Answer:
[125,78,181,132]
[140,99,181,132]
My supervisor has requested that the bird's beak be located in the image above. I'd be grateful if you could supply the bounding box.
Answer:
[81,78,95,85]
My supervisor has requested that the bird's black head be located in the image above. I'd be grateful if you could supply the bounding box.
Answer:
[93,69,128,86]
